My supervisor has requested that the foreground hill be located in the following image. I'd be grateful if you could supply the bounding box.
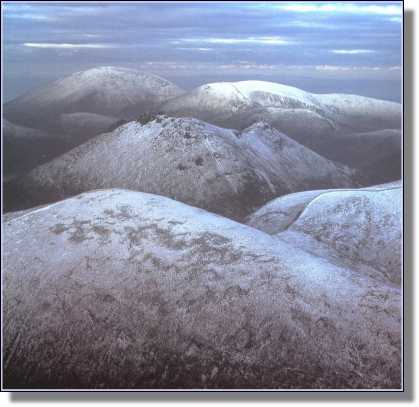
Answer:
[4,66,183,133]
[4,117,359,218]
[3,189,401,389]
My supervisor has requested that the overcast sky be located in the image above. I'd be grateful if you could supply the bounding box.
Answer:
[3,1,402,101]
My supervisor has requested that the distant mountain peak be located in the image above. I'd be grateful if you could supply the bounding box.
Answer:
[4,66,184,129]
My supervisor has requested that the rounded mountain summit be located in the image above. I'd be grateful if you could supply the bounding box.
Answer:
[4,66,184,131]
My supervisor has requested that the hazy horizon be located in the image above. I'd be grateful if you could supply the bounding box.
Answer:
[3,1,402,102]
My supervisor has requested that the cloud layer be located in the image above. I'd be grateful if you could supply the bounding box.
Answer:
[3,2,402,101]
[23,42,115,49]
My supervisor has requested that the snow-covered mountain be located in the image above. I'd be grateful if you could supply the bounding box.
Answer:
[162,81,321,117]
[160,80,402,175]
[3,189,400,389]
[161,80,401,133]
[4,66,184,132]
[5,117,359,218]
[3,73,401,186]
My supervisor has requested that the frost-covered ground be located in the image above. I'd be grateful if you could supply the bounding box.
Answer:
[3,189,401,389]
[247,181,402,285]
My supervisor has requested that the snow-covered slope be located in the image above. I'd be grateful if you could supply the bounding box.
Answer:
[246,188,332,234]
[160,80,401,176]
[5,117,358,218]
[163,80,321,114]
[240,107,337,149]
[161,80,400,133]
[161,81,323,129]
[3,189,401,389]
[4,66,184,132]
[247,181,402,285]
[316,93,401,132]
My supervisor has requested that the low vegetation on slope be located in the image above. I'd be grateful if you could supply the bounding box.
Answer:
[3,189,401,389]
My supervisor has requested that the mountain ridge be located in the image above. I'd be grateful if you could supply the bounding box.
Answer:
[4,117,359,217]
